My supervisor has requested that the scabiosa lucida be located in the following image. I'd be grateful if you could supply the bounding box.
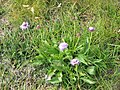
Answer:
[88,27,95,32]
[20,22,29,30]
[59,42,68,51]
[70,58,80,66]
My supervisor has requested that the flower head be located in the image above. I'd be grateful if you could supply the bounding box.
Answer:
[20,22,29,30]
[70,58,80,66]
[59,42,68,51]
[88,27,95,32]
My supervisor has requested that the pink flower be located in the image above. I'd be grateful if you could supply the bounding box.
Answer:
[70,59,80,66]
[88,27,95,32]
[59,42,68,51]
[20,22,29,30]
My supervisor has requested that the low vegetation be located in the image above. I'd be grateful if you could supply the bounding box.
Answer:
[0,0,120,90]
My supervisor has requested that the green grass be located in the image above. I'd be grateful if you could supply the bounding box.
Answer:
[0,0,120,90]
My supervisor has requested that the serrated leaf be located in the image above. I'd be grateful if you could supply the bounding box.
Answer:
[87,66,95,75]
[81,77,96,84]
[57,72,62,82]
[46,48,59,54]
[78,54,88,65]
[48,69,56,77]
[49,72,62,84]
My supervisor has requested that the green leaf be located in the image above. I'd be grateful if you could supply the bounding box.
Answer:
[31,58,44,65]
[57,72,62,82]
[47,48,59,54]
[78,54,88,65]
[93,59,103,63]
[31,61,43,65]
[81,77,96,84]
[84,37,90,54]
[49,77,62,84]
[49,72,62,84]
[48,69,56,77]
[87,66,95,75]
[79,72,86,76]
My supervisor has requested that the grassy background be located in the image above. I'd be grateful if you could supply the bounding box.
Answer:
[0,0,120,90]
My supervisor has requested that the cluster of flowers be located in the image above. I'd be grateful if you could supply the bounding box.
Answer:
[20,22,95,32]
[20,22,96,82]
[59,42,80,66]
[20,22,95,66]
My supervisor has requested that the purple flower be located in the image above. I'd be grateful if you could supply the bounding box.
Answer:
[70,59,80,66]
[20,22,29,30]
[88,27,95,32]
[59,42,68,51]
